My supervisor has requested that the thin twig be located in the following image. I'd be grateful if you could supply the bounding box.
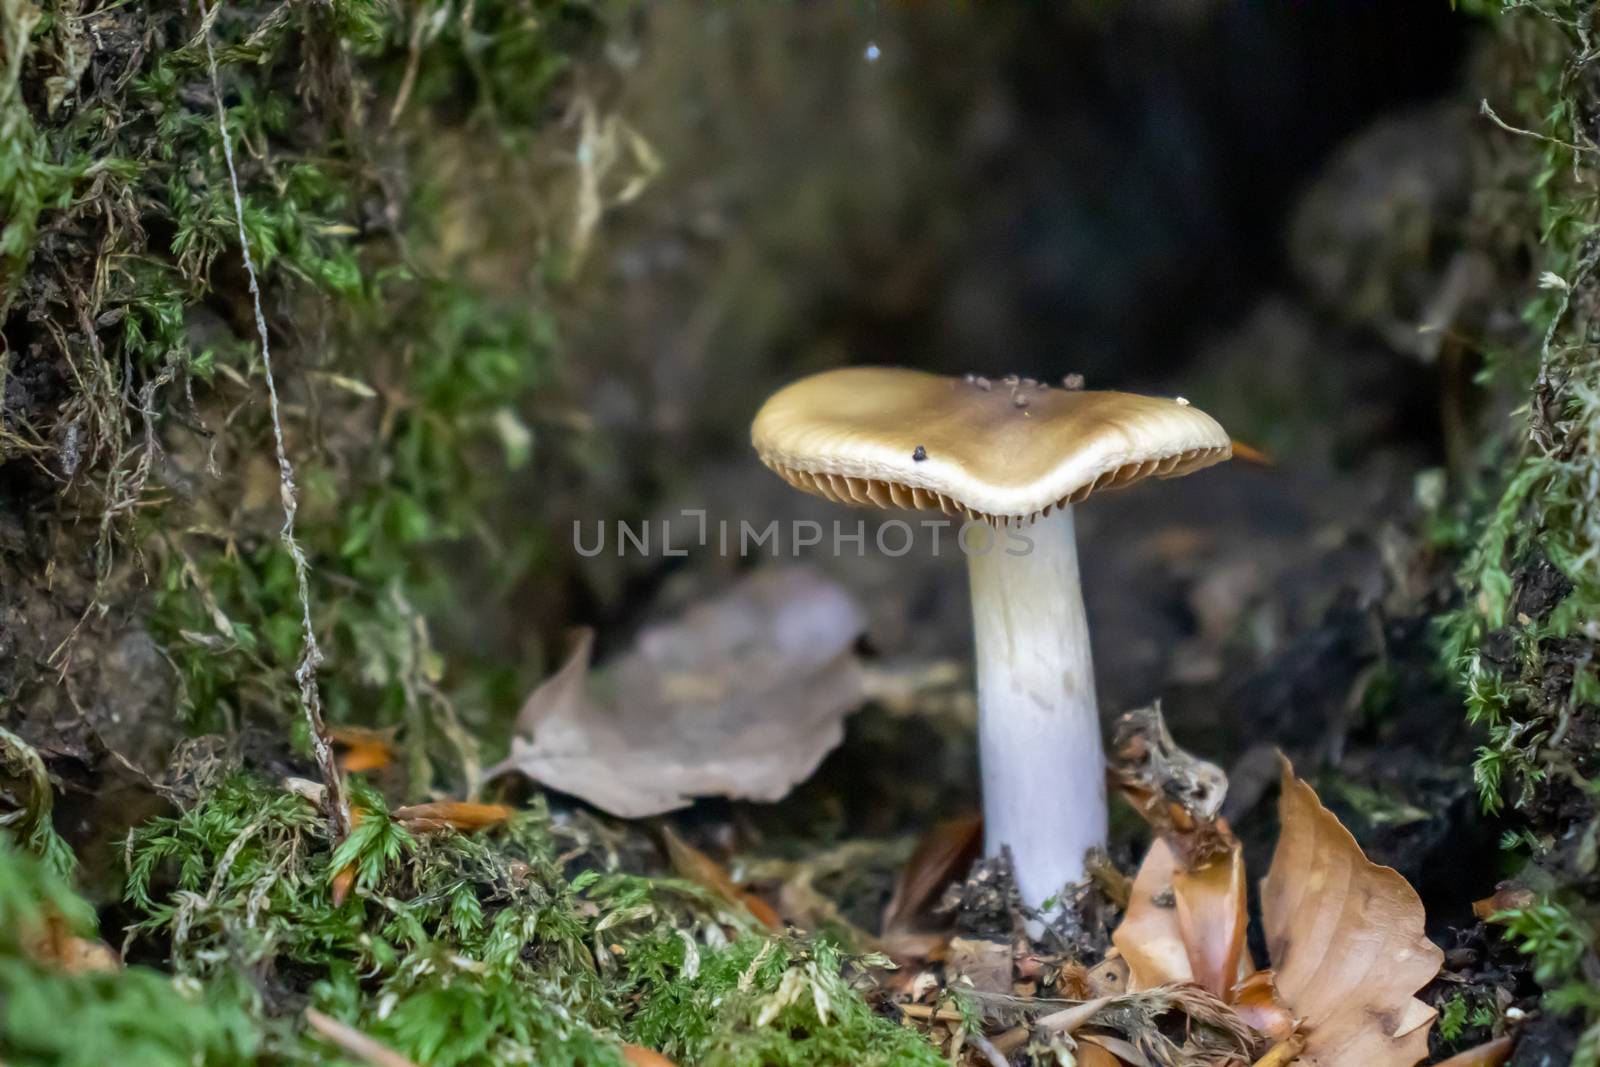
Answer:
[304,1009,422,1067]
[195,0,348,839]
[1480,98,1598,155]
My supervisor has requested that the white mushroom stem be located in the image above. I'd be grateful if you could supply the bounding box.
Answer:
[966,504,1106,912]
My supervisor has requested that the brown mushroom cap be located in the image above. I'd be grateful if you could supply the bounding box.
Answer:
[752,367,1231,523]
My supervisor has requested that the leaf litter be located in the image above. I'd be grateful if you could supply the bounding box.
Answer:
[877,704,1444,1067]
[1106,721,1441,1066]
[488,567,867,816]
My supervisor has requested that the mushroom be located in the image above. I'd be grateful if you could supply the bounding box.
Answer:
[750,366,1230,911]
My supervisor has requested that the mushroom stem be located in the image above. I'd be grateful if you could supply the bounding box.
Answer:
[966,504,1105,911]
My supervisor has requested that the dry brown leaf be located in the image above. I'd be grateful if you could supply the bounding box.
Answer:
[1086,954,1131,997]
[947,937,1012,995]
[875,930,949,961]
[1112,837,1192,990]
[1231,970,1297,1045]
[1261,756,1442,1067]
[1472,884,1534,921]
[621,1045,679,1067]
[661,825,782,930]
[1112,827,1251,1002]
[390,801,513,833]
[1111,748,1441,1065]
[1174,841,1249,1000]
[331,806,365,907]
[487,568,866,816]
[1432,1035,1514,1067]
[330,726,397,774]
[881,814,982,934]
[22,910,120,974]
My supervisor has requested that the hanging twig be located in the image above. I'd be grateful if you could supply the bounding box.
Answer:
[194,0,349,839]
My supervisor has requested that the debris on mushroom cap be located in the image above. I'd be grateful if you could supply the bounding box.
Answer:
[751,366,1231,523]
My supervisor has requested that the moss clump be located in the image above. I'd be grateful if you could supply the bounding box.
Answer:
[1446,3,1600,1060]
[0,839,258,1067]
[2,0,597,808]
[624,935,944,1067]
[116,773,940,1066]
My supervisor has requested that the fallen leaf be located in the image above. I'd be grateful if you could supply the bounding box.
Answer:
[1173,841,1249,1000]
[1111,831,1251,998]
[1231,970,1296,1044]
[661,825,782,930]
[1261,756,1442,1067]
[488,568,866,816]
[330,805,365,907]
[1086,954,1131,997]
[874,930,949,961]
[22,910,120,974]
[621,1045,679,1067]
[947,937,1013,995]
[1472,883,1534,921]
[1111,745,1442,1065]
[305,1008,422,1067]
[1112,837,1193,991]
[390,801,513,833]
[1432,1035,1514,1067]
[881,814,982,934]
[330,726,397,774]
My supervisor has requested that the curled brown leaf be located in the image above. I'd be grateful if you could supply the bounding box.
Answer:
[881,814,982,935]
[1112,837,1192,991]
[1261,756,1442,1067]
[1432,1035,1514,1067]
[661,825,782,930]
[1231,970,1296,1045]
[1472,884,1534,922]
[1112,827,1249,999]
[1174,841,1249,1000]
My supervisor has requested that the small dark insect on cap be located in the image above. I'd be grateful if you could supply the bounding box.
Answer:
[912,445,928,462]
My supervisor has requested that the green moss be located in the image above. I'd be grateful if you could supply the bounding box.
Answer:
[1448,4,1600,1058]
[1446,1,1600,815]
[3,0,597,784]
[0,840,258,1067]
[116,773,941,1066]
[624,935,943,1067]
